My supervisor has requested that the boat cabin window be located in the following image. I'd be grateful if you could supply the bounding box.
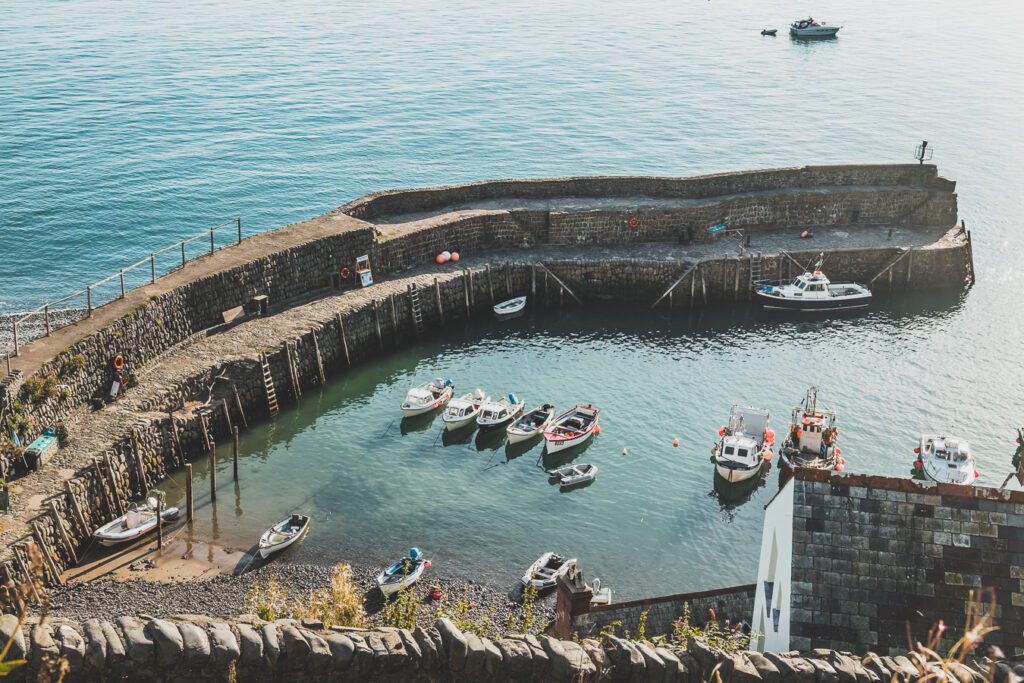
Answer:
[796,280,807,290]
[807,284,825,292]
[737,448,749,458]
[724,446,735,456]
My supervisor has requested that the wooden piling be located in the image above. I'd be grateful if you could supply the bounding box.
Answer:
[468,269,474,308]
[156,497,163,549]
[701,270,708,305]
[560,286,564,307]
[133,448,148,496]
[544,270,549,308]
[733,258,741,303]
[312,331,326,384]
[232,426,240,481]
[690,267,697,310]
[185,463,194,523]
[433,278,444,324]
[505,262,512,296]
[101,452,123,515]
[14,547,42,604]
[462,270,471,318]
[531,265,537,299]
[221,398,233,434]
[336,313,351,366]
[905,250,913,287]
[48,501,77,564]
[199,414,213,454]
[288,342,302,398]
[389,294,400,346]
[232,384,249,429]
[92,458,114,518]
[486,265,495,305]
[209,439,217,503]
[32,524,64,585]
[64,480,89,538]
[374,303,384,351]
[170,417,185,467]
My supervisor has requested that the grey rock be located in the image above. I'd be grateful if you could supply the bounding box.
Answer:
[55,624,86,672]
[581,638,612,673]
[348,633,375,672]
[861,653,889,682]
[116,616,154,666]
[81,619,107,670]
[177,621,211,666]
[948,661,985,683]
[888,655,920,682]
[562,640,598,681]
[498,638,533,677]
[463,632,488,675]
[541,635,573,680]
[826,653,860,683]
[398,628,422,662]
[0,614,26,661]
[261,623,281,666]
[655,646,685,682]
[300,628,332,672]
[146,618,184,668]
[279,623,311,667]
[30,622,58,669]
[436,617,468,672]
[98,621,125,663]
[208,622,240,666]
[728,653,764,683]
[365,633,389,666]
[517,634,550,679]
[765,653,816,683]
[482,635,503,676]
[636,641,666,682]
[808,657,840,683]
[324,632,355,670]
[609,636,645,682]
[412,626,438,667]
[236,624,264,667]
[747,651,782,683]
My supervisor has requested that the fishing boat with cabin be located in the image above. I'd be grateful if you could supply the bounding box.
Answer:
[779,387,845,472]
[477,393,525,429]
[914,435,979,485]
[401,378,454,417]
[755,256,871,312]
[442,389,487,431]
[507,404,556,444]
[712,406,774,483]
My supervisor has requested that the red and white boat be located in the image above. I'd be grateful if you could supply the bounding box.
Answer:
[543,405,599,454]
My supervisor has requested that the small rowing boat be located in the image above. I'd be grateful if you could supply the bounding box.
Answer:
[401,378,454,417]
[521,552,577,591]
[477,393,525,429]
[494,296,527,317]
[376,548,430,596]
[543,405,599,454]
[547,462,598,488]
[506,404,555,444]
[442,389,487,431]
[258,513,310,559]
[93,498,180,547]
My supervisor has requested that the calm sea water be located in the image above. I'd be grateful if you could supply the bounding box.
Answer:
[5,0,1024,596]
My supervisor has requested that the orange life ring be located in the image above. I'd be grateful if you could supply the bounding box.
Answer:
[112,354,124,370]
[340,267,351,280]
[628,217,640,229]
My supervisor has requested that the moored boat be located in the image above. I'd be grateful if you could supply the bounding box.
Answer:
[914,435,978,485]
[494,296,527,317]
[401,378,454,417]
[375,548,431,596]
[547,463,598,488]
[258,513,310,559]
[507,404,556,444]
[712,405,774,483]
[520,552,577,591]
[761,28,778,36]
[789,17,841,37]
[543,405,599,454]
[477,393,525,429]
[443,389,487,431]
[755,259,870,312]
[780,387,845,472]
[93,498,180,547]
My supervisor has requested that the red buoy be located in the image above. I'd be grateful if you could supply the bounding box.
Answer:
[436,254,445,264]
[914,459,923,470]
[834,463,844,472]
[672,438,679,447]
[974,470,980,478]
[594,425,601,435]
[718,427,726,437]
[450,252,460,262]
[835,447,842,456]
[424,560,432,568]
[800,229,811,239]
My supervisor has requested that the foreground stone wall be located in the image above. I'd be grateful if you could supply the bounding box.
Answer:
[0,612,1007,682]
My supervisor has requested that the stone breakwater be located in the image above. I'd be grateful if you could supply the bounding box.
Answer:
[0,611,1013,682]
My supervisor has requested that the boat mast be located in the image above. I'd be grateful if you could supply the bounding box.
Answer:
[806,386,818,414]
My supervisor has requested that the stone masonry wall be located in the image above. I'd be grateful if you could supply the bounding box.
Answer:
[789,470,1024,656]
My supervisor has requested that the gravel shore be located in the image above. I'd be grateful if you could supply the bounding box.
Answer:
[44,561,555,638]
[0,309,89,355]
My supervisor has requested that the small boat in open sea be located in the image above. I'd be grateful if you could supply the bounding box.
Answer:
[790,17,841,37]
[401,378,454,417]
[477,393,525,429]
[507,404,555,444]
[712,405,774,483]
[258,513,310,559]
[780,387,844,472]
[443,389,487,431]
[915,435,978,485]
[93,497,180,547]
[547,463,598,488]
[761,28,778,36]
[755,259,871,312]
[376,548,430,596]
[543,405,599,454]
[521,552,576,591]
[494,296,527,318]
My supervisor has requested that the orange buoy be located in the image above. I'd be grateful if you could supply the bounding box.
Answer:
[835,447,842,456]
[436,254,445,264]
[424,560,432,568]
[628,217,640,229]
[594,425,601,435]
[914,447,920,454]
[765,429,775,444]
[764,452,773,461]
[672,438,679,447]
[718,427,726,437]
[834,463,844,472]
[450,252,460,262]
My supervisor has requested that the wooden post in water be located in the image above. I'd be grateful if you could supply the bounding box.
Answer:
[156,496,163,549]
[374,303,383,351]
[221,398,233,434]
[505,262,512,296]
[531,265,536,300]
[486,265,495,305]
[389,294,400,346]
[733,258,741,303]
[336,313,351,366]
[690,268,697,310]
[701,270,708,305]
[232,426,239,481]
[905,250,913,288]
[468,270,474,309]
[559,286,564,308]
[312,331,326,384]
[434,278,444,324]
[209,437,217,503]
[232,384,248,429]
[185,464,194,523]
[544,270,549,308]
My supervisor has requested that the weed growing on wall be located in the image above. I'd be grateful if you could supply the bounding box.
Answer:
[663,603,751,654]
[246,564,367,628]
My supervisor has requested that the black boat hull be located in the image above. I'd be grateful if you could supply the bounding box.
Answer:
[755,291,871,312]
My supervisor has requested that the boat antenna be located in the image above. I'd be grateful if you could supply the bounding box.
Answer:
[814,252,825,272]
[806,386,818,414]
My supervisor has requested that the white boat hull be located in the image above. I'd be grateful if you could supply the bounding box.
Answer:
[494,296,527,317]
[715,463,762,483]
[375,561,426,596]
[402,404,438,417]
[443,414,478,431]
[790,26,840,37]
[258,516,310,559]
[544,431,593,454]
[507,428,540,444]
[94,507,180,547]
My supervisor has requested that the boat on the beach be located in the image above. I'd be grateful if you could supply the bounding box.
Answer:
[547,463,598,488]
[494,296,527,318]
[780,387,844,472]
[506,404,556,444]
[915,435,978,485]
[477,394,525,429]
[755,260,871,312]
[590,577,613,605]
[443,390,487,431]
[521,552,577,591]
[543,405,599,454]
[789,17,841,37]
[712,405,774,483]
[401,378,454,417]
[93,498,180,547]
[258,513,310,559]
[375,548,430,597]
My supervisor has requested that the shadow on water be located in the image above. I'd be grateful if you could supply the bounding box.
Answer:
[441,423,477,446]
[710,464,770,515]
[475,426,508,452]
[400,412,438,435]
[505,437,543,461]
[540,436,595,470]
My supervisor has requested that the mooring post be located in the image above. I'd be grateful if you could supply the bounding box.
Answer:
[374,303,383,351]
[156,496,163,549]
[468,269,474,309]
[180,241,186,268]
[544,270,549,308]
[531,265,537,299]
[185,463,194,523]
[486,265,495,305]
[210,227,215,254]
[232,426,239,481]
[733,258,741,303]
[236,217,242,244]
[434,277,444,324]
[92,458,114,518]
[389,294,400,346]
[221,398,233,434]
[44,304,50,337]
[336,313,351,366]
[312,331,326,384]
[150,253,156,284]
[102,451,124,516]
[701,270,708,305]
[12,321,17,357]
[462,270,471,318]
[170,414,185,467]
[86,286,92,316]
[906,250,914,288]
[32,523,63,585]
[48,501,77,565]
[505,262,512,296]
[64,480,89,538]
[209,438,217,503]
[14,547,42,604]
[690,267,697,310]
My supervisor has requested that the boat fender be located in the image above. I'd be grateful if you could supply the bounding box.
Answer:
[112,354,124,370]
[424,560,432,568]
[835,447,842,456]
[764,451,773,461]
[594,425,601,435]
[913,447,921,454]
[914,459,923,470]
[834,463,844,472]
[974,470,980,478]
[450,252,460,262]
[801,229,813,239]
[340,266,351,279]
[430,586,442,601]
[765,429,775,444]
[718,427,726,437]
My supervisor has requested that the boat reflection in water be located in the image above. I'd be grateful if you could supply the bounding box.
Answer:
[400,412,437,435]
[711,465,768,514]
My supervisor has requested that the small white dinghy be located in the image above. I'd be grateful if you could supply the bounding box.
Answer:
[506,404,555,444]
[915,435,978,486]
[442,389,487,431]
[375,548,430,597]
[521,552,577,591]
[401,378,454,417]
[547,463,598,488]
[543,405,599,454]
[590,577,613,605]
[494,296,527,317]
[258,513,310,559]
[477,393,525,429]
[93,498,180,547]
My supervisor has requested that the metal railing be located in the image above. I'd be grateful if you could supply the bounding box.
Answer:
[6,217,242,359]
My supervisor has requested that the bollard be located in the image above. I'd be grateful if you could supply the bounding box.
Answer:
[233,426,239,481]
[12,321,18,357]
[185,464,194,523]
[44,305,50,337]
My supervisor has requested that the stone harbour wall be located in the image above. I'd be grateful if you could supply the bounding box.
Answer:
[0,612,1011,683]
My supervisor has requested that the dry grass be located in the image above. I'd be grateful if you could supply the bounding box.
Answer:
[898,588,999,683]
[246,563,367,629]
[0,543,68,680]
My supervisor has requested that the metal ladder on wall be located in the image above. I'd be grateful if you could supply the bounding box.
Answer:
[409,285,425,336]
[749,253,763,285]
[259,352,279,417]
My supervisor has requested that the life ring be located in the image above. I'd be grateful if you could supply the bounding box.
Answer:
[628,217,640,229]
[112,354,124,370]
[340,267,351,280]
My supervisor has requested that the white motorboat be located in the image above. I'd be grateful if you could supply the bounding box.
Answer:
[494,296,527,317]
[477,393,525,429]
[506,404,556,444]
[755,260,870,312]
[780,387,843,472]
[442,389,487,431]
[712,405,774,483]
[915,435,978,486]
[547,463,598,488]
[543,405,599,454]
[401,378,454,417]
[789,17,841,37]
[590,578,612,605]
[375,548,430,597]
[258,513,310,559]
[520,552,577,591]
[93,498,180,547]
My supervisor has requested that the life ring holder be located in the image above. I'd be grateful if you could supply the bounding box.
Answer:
[340,266,351,280]
[112,354,124,370]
